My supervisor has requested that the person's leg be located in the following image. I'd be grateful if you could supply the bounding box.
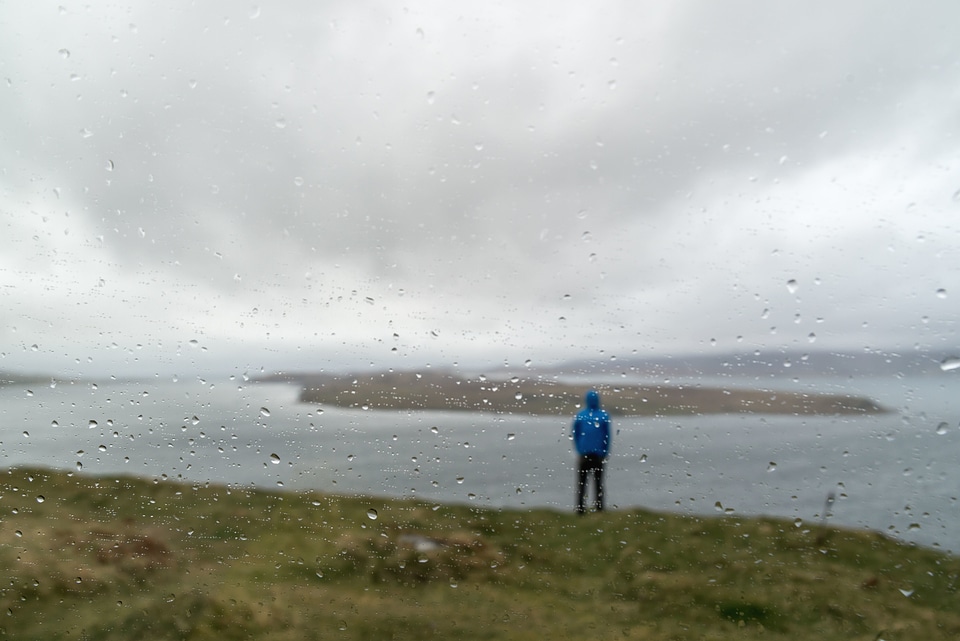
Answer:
[576,456,588,514]
[595,457,605,512]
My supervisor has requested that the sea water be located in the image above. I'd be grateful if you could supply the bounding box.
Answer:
[0,373,957,551]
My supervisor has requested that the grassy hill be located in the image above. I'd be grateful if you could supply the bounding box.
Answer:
[1,467,956,640]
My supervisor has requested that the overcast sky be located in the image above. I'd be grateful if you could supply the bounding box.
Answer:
[2,2,959,377]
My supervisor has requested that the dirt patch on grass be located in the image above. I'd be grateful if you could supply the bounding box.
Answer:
[86,528,173,569]
[332,528,505,585]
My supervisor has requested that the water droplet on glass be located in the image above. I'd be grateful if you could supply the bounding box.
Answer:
[767,462,777,472]
[936,422,950,435]
[275,118,287,129]
[514,392,523,400]
[88,420,98,429]
[936,288,947,299]
[430,426,439,434]
[366,508,378,520]
[293,176,304,187]
[260,407,271,417]
[36,496,44,503]
[507,433,516,441]
[714,501,724,512]
[456,476,465,484]
[426,91,435,104]
[786,279,798,294]
[899,588,914,598]
[269,453,280,464]
[939,357,960,372]
[80,128,93,138]
[98,444,106,452]
[58,48,70,59]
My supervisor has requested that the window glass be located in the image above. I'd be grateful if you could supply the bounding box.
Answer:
[1,2,958,638]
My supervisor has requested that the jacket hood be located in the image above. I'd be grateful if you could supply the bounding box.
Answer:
[585,390,600,410]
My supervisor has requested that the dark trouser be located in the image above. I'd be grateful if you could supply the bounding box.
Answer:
[576,454,605,514]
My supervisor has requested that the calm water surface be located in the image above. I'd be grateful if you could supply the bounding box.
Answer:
[1,373,957,551]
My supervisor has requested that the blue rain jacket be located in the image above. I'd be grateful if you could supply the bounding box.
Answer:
[572,390,611,457]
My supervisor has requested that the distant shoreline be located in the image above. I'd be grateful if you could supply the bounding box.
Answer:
[258,370,889,417]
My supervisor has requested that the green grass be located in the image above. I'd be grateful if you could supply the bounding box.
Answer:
[0,467,956,640]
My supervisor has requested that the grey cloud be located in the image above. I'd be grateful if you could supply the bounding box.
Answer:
[2,1,960,375]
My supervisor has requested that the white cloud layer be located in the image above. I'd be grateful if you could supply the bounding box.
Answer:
[2,1,959,376]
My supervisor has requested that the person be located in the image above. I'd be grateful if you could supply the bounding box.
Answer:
[571,389,611,514]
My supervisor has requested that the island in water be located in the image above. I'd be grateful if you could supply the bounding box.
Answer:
[256,370,888,416]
